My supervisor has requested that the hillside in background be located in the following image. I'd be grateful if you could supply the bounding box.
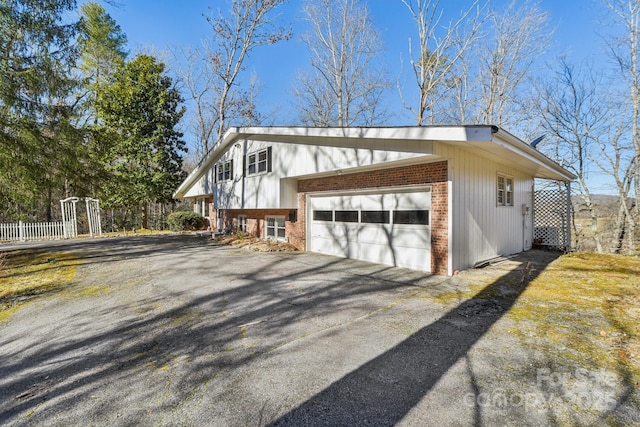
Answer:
[571,194,637,253]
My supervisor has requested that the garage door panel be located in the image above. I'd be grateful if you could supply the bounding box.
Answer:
[328,223,360,240]
[311,222,360,257]
[359,243,395,266]
[311,236,337,254]
[391,247,431,270]
[357,224,391,245]
[334,197,358,211]
[310,196,335,210]
[391,227,431,248]
[394,192,429,210]
[309,191,432,272]
[360,193,389,210]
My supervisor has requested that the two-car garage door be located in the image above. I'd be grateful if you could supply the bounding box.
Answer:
[308,189,432,272]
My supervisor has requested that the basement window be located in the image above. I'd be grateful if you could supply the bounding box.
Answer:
[497,174,514,206]
[265,216,286,240]
[238,215,247,232]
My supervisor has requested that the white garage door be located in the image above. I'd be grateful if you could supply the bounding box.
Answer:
[309,190,431,272]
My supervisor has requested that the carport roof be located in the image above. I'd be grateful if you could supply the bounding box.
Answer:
[173,125,576,199]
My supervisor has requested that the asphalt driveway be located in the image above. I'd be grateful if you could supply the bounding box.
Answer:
[0,235,636,426]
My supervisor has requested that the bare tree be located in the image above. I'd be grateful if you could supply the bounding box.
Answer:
[172,1,290,157]
[293,0,389,127]
[537,60,607,252]
[400,0,483,125]
[171,44,217,159]
[602,0,640,233]
[439,0,551,132]
[591,117,636,253]
[476,0,552,127]
[175,0,290,154]
[207,0,291,142]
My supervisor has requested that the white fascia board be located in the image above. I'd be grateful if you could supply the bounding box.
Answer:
[238,125,495,144]
[492,128,577,181]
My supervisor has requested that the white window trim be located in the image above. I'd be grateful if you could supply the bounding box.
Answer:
[246,147,270,176]
[265,215,286,241]
[198,197,209,219]
[238,215,247,233]
[216,160,233,182]
[497,173,514,207]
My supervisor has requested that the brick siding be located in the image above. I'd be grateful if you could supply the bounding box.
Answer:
[217,207,306,251]
[298,161,449,275]
[216,161,449,275]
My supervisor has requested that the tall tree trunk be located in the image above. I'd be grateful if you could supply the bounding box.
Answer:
[46,187,53,222]
[141,203,148,230]
[580,183,603,253]
[613,201,628,254]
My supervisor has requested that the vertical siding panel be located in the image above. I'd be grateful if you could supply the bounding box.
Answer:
[438,143,535,272]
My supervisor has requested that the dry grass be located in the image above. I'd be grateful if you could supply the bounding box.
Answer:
[99,229,175,238]
[431,251,640,392]
[0,250,82,321]
[508,252,640,385]
[215,234,299,252]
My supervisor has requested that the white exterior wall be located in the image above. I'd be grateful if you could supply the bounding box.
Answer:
[183,168,215,198]
[434,142,534,272]
[206,139,433,209]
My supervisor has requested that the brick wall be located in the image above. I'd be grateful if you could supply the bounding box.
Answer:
[215,161,449,275]
[220,207,306,250]
[298,161,449,275]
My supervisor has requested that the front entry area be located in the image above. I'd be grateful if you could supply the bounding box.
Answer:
[308,189,432,272]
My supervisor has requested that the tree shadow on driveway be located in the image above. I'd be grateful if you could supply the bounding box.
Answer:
[269,255,557,426]
[0,236,437,424]
[2,236,598,426]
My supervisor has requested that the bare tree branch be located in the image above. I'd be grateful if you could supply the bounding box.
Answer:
[294,0,390,127]
[400,0,484,125]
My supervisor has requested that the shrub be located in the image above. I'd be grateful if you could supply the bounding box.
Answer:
[167,211,205,231]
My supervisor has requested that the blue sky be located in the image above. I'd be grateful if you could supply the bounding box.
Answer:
[86,1,613,191]
[95,0,604,124]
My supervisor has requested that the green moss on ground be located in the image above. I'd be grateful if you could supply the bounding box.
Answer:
[0,250,83,321]
[508,253,640,386]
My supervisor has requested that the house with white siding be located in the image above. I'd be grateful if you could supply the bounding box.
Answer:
[174,126,575,275]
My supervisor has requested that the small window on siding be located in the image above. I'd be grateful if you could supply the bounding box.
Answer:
[313,210,333,221]
[361,210,390,224]
[216,160,233,182]
[497,174,514,206]
[246,147,272,176]
[334,210,358,222]
[393,210,429,225]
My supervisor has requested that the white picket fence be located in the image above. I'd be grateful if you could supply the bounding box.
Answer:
[0,220,66,242]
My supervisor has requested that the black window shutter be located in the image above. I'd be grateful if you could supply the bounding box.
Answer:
[242,155,247,176]
[267,146,273,172]
[214,164,218,183]
[230,159,234,179]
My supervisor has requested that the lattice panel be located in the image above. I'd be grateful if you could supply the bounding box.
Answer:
[534,186,571,250]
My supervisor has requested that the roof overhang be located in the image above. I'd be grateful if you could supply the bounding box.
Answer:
[469,127,576,181]
[173,126,576,199]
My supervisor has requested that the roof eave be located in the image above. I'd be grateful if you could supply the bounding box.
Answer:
[173,127,244,199]
[492,128,577,181]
